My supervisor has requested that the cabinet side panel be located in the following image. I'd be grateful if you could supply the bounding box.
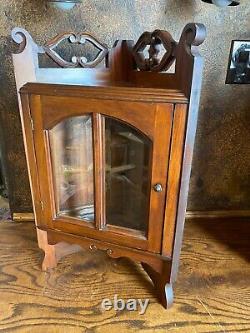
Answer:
[19,93,43,227]
[162,104,187,257]
[29,94,54,229]
[171,54,204,282]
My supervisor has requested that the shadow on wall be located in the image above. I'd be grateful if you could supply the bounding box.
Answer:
[192,218,250,263]
[188,56,250,211]
[165,0,197,16]
[19,0,48,16]
[4,0,48,28]
[0,0,73,215]
[0,33,33,213]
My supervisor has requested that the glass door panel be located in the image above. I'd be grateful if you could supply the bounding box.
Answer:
[105,117,152,235]
[49,115,94,222]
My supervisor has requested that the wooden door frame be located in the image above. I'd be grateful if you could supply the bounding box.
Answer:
[24,92,174,253]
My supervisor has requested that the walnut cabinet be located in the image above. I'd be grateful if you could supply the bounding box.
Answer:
[12,23,206,308]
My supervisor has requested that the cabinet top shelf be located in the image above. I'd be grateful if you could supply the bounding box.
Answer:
[20,82,188,104]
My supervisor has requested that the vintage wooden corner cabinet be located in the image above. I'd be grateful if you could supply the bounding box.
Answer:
[12,23,206,308]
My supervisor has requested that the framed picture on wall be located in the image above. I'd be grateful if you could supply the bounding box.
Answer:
[226,40,250,84]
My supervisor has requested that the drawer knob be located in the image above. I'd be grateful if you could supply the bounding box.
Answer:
[107,249,113,256]
[89,244,97,251]
[153,183,163,192]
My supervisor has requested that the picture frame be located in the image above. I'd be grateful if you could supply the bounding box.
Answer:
[226,40,250,84]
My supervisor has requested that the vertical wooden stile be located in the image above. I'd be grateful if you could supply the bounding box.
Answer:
[93,113,106,230]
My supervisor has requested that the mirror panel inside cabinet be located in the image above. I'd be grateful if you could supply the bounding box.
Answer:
[49,115,95,222]
[105,117,152,235]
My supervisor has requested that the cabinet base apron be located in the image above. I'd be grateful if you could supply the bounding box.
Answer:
[37,227,174,309]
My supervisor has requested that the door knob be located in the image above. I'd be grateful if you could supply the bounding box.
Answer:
[153,183,163,192]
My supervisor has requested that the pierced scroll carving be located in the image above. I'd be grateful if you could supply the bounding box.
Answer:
[44,32,109,68]
[12,28,109,70]
[132,30,177,72]
[132,23,206,73]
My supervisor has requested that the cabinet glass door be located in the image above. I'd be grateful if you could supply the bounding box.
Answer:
[105,118,152,235]
[49,115,94,222]
[31,94,173,253]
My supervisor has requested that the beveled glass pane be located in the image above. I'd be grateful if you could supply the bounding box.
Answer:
[105,117,152,234]
[49,115,94,222]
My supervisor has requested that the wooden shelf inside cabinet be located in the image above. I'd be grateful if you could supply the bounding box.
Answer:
[106,164,136,174]
[12,23,206,309]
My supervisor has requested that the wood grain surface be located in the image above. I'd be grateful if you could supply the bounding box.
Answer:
[0,218,249,332]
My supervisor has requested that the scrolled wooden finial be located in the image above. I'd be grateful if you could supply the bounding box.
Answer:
[179,23,207,48]
[11,27,43,54]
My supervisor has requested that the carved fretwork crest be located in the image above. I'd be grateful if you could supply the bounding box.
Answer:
[12,24,206,74]
[132,30,177,72]
[132,24,206,73]
[44,32,109,68]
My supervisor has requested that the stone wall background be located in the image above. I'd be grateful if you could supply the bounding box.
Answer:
[0,0,249,213]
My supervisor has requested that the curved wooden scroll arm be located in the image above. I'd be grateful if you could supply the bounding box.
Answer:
[11,27,44,55]
[171,23,206,285]
[175,23,206,96]
[11,27,45,90]
[177,23,207,57]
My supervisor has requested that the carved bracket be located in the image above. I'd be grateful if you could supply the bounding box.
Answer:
[44,32,109,68]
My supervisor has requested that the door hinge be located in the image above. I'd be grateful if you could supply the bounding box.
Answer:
[29,114,34,131]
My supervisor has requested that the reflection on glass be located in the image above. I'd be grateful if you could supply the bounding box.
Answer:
[105,118,152,234]
[49,115,94,221]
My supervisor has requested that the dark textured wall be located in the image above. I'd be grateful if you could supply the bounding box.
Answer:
[0,0,249,213]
